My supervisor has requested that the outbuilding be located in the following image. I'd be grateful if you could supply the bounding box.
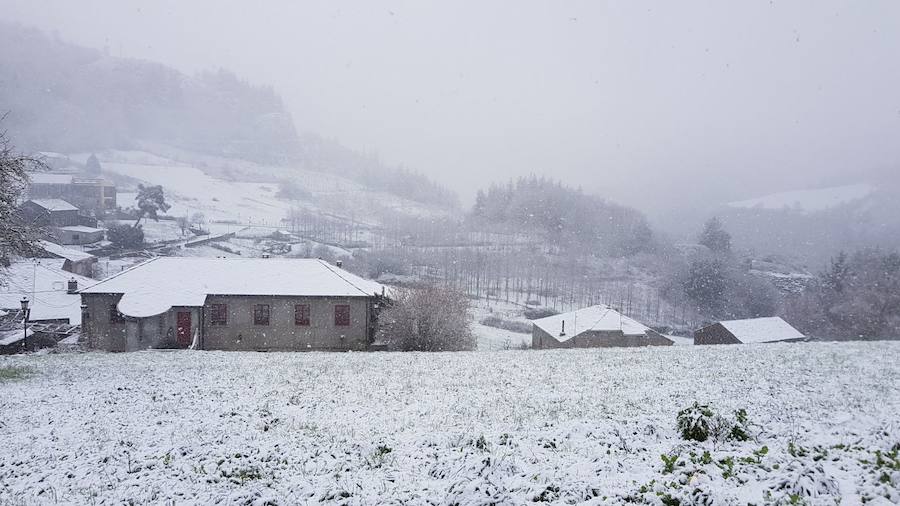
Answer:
[51,225,105,245]
[19,198,80,227]
[36,240,98,277]
[532,305,673,349]
[693,316,805,345]
[79,257,387,352]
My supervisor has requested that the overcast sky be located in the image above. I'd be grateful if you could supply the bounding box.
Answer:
[3,1,899,218]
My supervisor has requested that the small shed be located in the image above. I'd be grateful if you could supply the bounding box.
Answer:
[37,240,98,277]
[532,305,672,349]
[693,316,805,345]
[51,225,105,245]
[20,199,80,227]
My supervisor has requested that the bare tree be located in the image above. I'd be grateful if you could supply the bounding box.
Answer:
[0,126,46,265]
[376,285,475,351]
[176,215,190,236]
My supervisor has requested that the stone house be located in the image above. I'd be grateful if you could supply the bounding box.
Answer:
[693,316,806,345]
[80,257,388,352]
[20,199,80,227]
[20,199,104,245]
[532,305,673,349]
[36,240,99,277]
[28,173,117,214]
[50,225,105,245]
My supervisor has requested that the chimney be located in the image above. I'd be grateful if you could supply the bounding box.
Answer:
[67,278,78,294]
[559,320,566,337]
[335,260,343,268]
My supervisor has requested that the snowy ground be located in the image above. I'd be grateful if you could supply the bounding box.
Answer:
[1,343,898,504]
[87,149,448,228]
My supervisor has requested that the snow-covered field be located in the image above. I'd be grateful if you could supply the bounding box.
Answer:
[83,149,448,228]
[1,343,898,504]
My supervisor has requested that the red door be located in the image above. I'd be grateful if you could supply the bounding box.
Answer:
[176,311,192,348]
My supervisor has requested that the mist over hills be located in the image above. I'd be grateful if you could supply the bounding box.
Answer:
[4,21,900,268]
[0,22,457,209]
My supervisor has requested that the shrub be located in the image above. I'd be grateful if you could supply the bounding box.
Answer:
[677,402,717,442]
[676,402,753,443]
[107,223,145,249]
[376,285,475,351]
[523,307,559,320]
[479,316,532,334]
[0,366,31,381]
[276,179,312,200]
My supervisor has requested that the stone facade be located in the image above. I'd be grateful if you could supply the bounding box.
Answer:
[81,293,375,352]
[693,323,742,345]
[532,325,673,349]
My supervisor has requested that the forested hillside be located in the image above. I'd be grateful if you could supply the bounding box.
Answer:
[472,176,655,257]
[0,22,456,209]
[0,23,299,162]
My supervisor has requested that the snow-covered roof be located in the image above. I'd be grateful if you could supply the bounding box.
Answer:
[81,257,387,318]
[665,334,694,346]
[58,226,103,233]
[38,240,96,262]
[29,173,74,185]
[0,259,93,324]
[532,305,651,342]
[27,199,78,212]
[713,317,805,344]
[0,328,34,347]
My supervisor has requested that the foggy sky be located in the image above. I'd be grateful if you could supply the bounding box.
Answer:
[3,1,900,220]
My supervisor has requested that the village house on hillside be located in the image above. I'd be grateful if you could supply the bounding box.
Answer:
[36,240,98,277]
[693,316,806,345]
[79,257,388,352]
[27,172,117,214]
[20,199,105,245]
[532,305,673,349]
[0,259,90,353]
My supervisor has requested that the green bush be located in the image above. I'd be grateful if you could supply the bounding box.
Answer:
[676,402,753,443]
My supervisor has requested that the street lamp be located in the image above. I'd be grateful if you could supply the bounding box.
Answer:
[20,297,30,352]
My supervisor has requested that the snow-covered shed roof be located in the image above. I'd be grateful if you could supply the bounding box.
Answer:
[29,173,74,185]
[38,240,96,262]
[532,305,651,342]
[81,257,388,318]
[713,317,805,344]
[27,199,78,212]
[0,259,93,324]
[58,225,103,234]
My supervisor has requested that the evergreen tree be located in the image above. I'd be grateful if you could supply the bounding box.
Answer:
[85,153,102,174]
[683,256,728,317]
[698,216,732,254]
[133,184,171,227]
[473,189,486,217]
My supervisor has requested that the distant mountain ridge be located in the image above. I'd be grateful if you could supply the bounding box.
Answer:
[0,22,457,209]
[719,181,900,266]
[727,183,876,214]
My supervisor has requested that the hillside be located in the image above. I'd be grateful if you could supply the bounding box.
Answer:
[719,181,900,266]
[0,22,457,209]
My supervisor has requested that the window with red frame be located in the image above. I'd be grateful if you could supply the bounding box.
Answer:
[253,304,270,326]
[209,303,228,326]
[334,304,350,326]
[295,304,310,326]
